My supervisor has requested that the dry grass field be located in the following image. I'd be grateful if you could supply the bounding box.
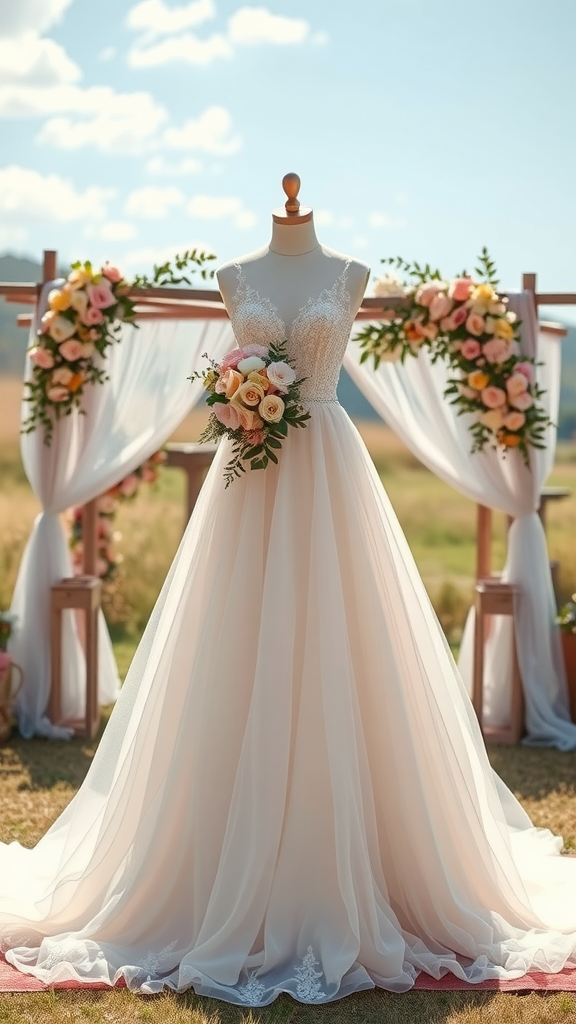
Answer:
[1,376,576,1024]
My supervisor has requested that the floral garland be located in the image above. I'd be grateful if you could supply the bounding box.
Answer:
[354,249,549,464]
[68,451,166,581]
[192,341,310,487]
[24,250,215,445]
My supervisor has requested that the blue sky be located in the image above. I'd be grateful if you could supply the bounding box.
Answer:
[1,0,575,320]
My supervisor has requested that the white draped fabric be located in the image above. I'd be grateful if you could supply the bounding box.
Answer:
[10,284,234,738]
[344,292,576,751]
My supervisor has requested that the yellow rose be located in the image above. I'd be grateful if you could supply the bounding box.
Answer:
[472,283,497,305]
[479,409,505,432]
[259,394,285,423]
[247,370,270,391]
[492,318,514,341]
[232,380,265,408]
[68,268,93,290]
[468,370,490,390]
[48,286,72,312]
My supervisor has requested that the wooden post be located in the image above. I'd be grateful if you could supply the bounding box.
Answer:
[42,250,57,283]
[522,272,537,314]
[82,499,98,576]
[476,505,492,580]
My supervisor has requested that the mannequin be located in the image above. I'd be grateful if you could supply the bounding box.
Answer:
[217,173,370,327]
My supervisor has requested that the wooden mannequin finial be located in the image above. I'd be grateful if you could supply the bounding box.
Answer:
[282,173,301,215]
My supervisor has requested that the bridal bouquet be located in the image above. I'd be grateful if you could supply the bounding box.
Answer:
[354,249,549,464]
[192,341,310,486]
[24,261,136,444]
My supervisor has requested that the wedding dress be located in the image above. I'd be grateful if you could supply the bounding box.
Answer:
[2,260,576,1005]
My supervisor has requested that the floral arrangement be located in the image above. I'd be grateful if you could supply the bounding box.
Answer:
[354,249,549,464]
[0,612,17,653]
[556,595,576,636]
[24,250,215,445]
[69,451,166,581]
[192,341,310,486]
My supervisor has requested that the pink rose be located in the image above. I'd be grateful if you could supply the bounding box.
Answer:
[505,373,529,398]
[449,277,474,302]
[483,337,512,364]
[429,292,454,322]
[142,466,158,483]
[242,344,269,358]
[461,339,481,360]
[30,346,55,369]
[215,368,243,399]
[442,305,468,331]
[101,263,122,283]
[515,361,533,381]
[466,313,486,336]
[119,474,139,497]
[59,339,85,361]
[219,348,247,371]
[481,385,507,409]
[509,391,534,411]
[46,385,69,402]
[503,411,526,431]
[81,305,105,326]
[87,281,116,309]
[235,404,263,431]
[415,281,446,308]
[458,384,479,399]
[214,402,241,430]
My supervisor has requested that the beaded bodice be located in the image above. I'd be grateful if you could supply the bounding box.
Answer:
[230,260,354,401]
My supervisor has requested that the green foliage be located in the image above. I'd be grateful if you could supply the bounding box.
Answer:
[132,248,216,287]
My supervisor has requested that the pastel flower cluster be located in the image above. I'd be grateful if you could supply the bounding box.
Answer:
[0,612,17,654]
[192,340,310,486]
[555,594,576,636]
[24,261,136,444]
[355,250,549,463]
[69,451,166,583]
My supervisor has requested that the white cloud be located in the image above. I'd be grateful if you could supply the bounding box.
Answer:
[314,209,335,227]
[228,6,308,45]
[146,156,203,176]
[0,35,80,87]
[0,166,115,224]
[339,216,355,229]
[0,0,72,38]
[125,186,185,219]
[126,0,215,37]
[128,32,231,68]
[34,88,168,153]
[164,106,241,154]
[98,47,116,62]
[0,225,30,249]
[311,30,329,45]
[85,221,138,241]
[187,194,256,229]
[368,212,393,229]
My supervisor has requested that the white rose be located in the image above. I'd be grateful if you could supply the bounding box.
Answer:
[48,315,76,344]
[373,273,406,298]
[237,355,266,373]
[266,361,296,393]
[69,289,88,315]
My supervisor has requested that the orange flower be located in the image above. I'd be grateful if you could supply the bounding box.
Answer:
[68,372,84,393]
[404,321,425,343]
[468,370,490,390]
[502,433,521,447]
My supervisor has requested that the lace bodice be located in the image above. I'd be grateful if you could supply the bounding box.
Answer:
[230,260,354,401]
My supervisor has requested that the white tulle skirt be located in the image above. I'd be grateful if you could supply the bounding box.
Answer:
[2,402,576,1005]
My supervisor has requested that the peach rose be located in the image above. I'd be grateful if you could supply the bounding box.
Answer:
[259,394,285,423]
[466,313,486,336]
[81,305,105,326]
[101,263,122,283]
[449,277,474,302]
[515,361,533,381]
[48,286,72,312]
[30,346,55,369]
[415,281,446,307]
[481,385,507,409]
[420,322,438,341]
[405,320,426,343]
[468,370,490,390]
[509,391,534,411]
[40,309,57,330]
[429,292,454,322]
[483,337,512,364]
[503,411,526,431]
[87,281,116,309]
[46,385,69,402]
[69,288,89,315]
[479,408,505,432]
[119,474,139,498]
[247,370,270,392]
[59,339,85,362]
[81,342,95,358]
[48,316,76,344]
[233,380,266,408]
[458,384,479,400]
[461,339,481,360]
[493,318,514,341]
[214,402,241,430]
[266,361,296,392]
[215,368,243,399]
[505,373,529,398]
[52,366,73,386]
[235,405,263,431]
